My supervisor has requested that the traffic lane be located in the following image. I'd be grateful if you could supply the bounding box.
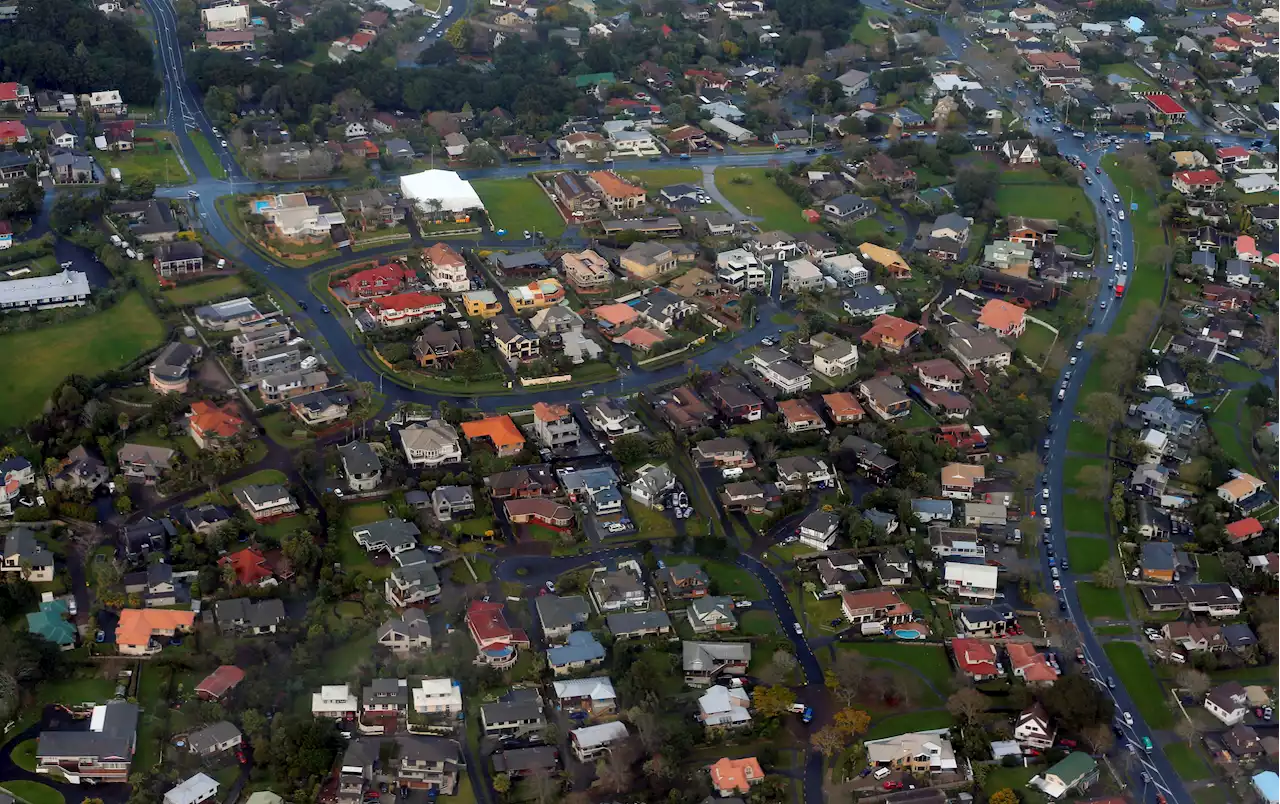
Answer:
[736,554,822,683]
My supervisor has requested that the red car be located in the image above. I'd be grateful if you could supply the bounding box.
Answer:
[1059,739,1077,748]
[1094,167,1101,174]
[236,750,246,764]
[883,782,904,790]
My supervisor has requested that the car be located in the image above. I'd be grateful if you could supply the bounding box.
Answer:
[523,230,531,239]
[1085,176,1092,185]
[1043,517,1051,530]
[1113,194,1121,204]
[95,629,105,643]
[1095,167,1101,174]
[1266,707,1275,721]
[1070,356,1078,366]
[1048,557,1055,567]
[1039,504,1048,516]
[220,140,228,148]
[321,305,330,314]
[380,784,389,794]
[1106,209,1112,217]
[418,35,425,41]
[581,389,595,398]
[1100,300,1108,309]
[187,190,200,199]
[1058,598,1067,611]
[237,750,247,764]
[426,545,445,555]
[1075,340,1084,350]
[1043,488,1050,500]
[1141,736,1153,752]
[801,706,814,723]
[793,622,803,635]
[1117,210,1125,221]
[760,337,775,347]
[297,300,308,310]
[365,793,379,800]
[1043,439,1051,450]
[1051,567,1060,579]
[1052,579,1061,592]
[545,581,556,592]
[1061,560,1069,570]
[1108,676,1116,689]
[169,636,183,646]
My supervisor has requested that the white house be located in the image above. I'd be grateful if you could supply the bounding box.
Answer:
[1205,682,1249,725]
[944,562,999,600]
[164,774,219,804]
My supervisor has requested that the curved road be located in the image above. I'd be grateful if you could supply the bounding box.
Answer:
[128,2,1266,802]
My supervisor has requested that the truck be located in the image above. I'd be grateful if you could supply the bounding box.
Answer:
[1114,274,1127,296]
[1145,131,1164,142]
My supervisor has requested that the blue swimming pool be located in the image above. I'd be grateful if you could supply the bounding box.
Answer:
[253,200,271,213]
[894,628,924,640]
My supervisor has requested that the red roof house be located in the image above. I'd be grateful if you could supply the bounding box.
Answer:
[952,637,1000,680]
[1172,170,1225,195]
[1226,517,1264,544]
[466,600,529,667]
[195,665,246,701]
[1146,93,1187,118]
[218,546,275,586]
[368,292,446,326]
[340,262,415,299]
[0,120,28,145]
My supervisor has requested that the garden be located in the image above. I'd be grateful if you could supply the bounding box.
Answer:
[714,168,821,232]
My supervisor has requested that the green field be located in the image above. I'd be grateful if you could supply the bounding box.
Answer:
[1164,742,1211,781]
[10,739,37,772]
[1018,322,1057,366]
[1062,495,1107,533]
[1209,391,1250,466]
[1216,360,1261,385]
[1195,554,1226,583]
[472,178,566,238]
[839,642,954,692]
[851,8,890,46]
[1066,421,1108,454]
[0,292,167,429]
[0,782,65,804]
[995,177,1091,222]
[619,167,702,191]
[1102,62,1157,90]
[739,610,780,636]
[97,136,191,186]
[1077,582,1126,619]
[188,130,228,179]
[864,710,954,739]
[162,275,247,306]
[1105,641,1173,728]
[715,167,820,232]
[1062,456,1104,492]
[1066,537,1111,573]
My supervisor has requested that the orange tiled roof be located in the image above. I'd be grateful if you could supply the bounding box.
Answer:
[533,401,571,422]
[977,299,1026,331]
[190,401,244,439]
[618,327,666,348]
[589,171,646,199]
[594,304,641,326]
[461,415,526,451]
[709,757,765,794]
[863,314,923,345]
[116,608,195,647]
[218,547,273,585]
[823,392,864,418]
[778,399,820,423]
[424,242,465,267]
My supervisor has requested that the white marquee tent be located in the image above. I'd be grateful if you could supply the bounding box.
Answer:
[399,169,486,214]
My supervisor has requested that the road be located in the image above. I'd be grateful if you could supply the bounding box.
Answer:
[127,2,1262,803]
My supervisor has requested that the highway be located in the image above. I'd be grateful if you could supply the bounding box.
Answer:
[131,1,1260,801]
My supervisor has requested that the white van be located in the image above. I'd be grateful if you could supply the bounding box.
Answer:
[873,768,891,780]
[722,467,744,480]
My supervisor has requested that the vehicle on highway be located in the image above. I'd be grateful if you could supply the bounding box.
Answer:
[1113,194,1121,204]
[1075,340,1084,350]
[321,305,330,314]
[793,622,803,635]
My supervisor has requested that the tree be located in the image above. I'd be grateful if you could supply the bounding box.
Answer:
[610,434,651,466]
[947,687,990,723]
[462,141,497,167]
[990,789,1018,804]
[1175,668,1211,698]
[1075,465,1110,501]
[810,725,845,761]
[1092,557,1124,589]
[1007,452,1041,490]
[453,349,485,381]
[1080,392,1124,436]
[492,773,512,796]
[833,708,870,737]
[751,685,797,718]
[1082,723,1115,755]
[1039,674,1114,733]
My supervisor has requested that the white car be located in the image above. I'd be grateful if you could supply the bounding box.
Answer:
[1052,579,1062,592]
[1123,712,1134,726]
[1075,340,1084,350]
[1070,356,1078,365]
[1117,210,1125,221]
[1040,505,1048,516]
[1113,194,1121,204]
[220,140,228,148]
[1043,517,1052,530]
[793,622,803,635]
[418,35,425,41]
[1043,488,1050,500]
[1107,255,1114,263]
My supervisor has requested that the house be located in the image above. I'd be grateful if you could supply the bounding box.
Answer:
[620,241,676,280]
[530,402,580,452]
[154,242,205,279]
[186,722,242,757]
[214,597,286,636]
[858,375,911,420]
[570,722,629,762]
[798,510,841,551]
[338,442,382,492]
[411,678,463,718]
[117,443,176,485]
[837,68,871,96]
[585,398,643,441]
[385,558,441,609]
[660,563,710,599]
[554,676,618,714]
[1140,541,1187,582]
[965,502,1007,527]
[340,262,415,299]
[944,562,999,600]
[687,596,738,633]
[858,242,912,279]
[467,600,530,668]
[548,631,606,675]
[430,485,474,523]
[654,386,714,433]
[115,609,195,656]
[915,359,965,392]
[1226,518,1264,544]
[1162,622,1225,653]
[507,278,565,313]
[947,322,1013,372]
[861,315,923,354]
[629,463,676,510]
[118,518,173,561]
[353,518,420,558]
[693,437,754,468]
[824,194,874,222]
[26,599,75,648]
[915,500,956,525]
[536,594,591,641]
[709,383,763,423]
[698,685,751,731]
[187,401,245,449]
[233,484,299,523]
[1218,472,1267,509]
[952,637,1000,680]
[368,293,446,327]
[1031,753,1099,799]
[822,392,864,425]
[487,465,557,500]
[785,258,825,293]
[607,610,672,640]
[977,300,1027,337]
[1203,682,1249,725]
[413,324,474,369]
[1173,170,1225,195]
[311,684,359,720]
[632,287,692,331]
[839,588,912,626]
[866,730,958,773]
[1008,643,1059,685]
[874,547,910,585]
[684,641,750,686]
[708,757,765,797]
[1015,704,1056,749]
[391,734,461,794]
[589,561,648,612]
[747,349,811,394]
[1224,725,1264,759]
[400,420,463,467]
[942,464,985,500]
[164,774,219,804]
[376,610,432,655]
[864,154,916,190]
[35,699,138,781]
[588,171,646,212]
[195,666,245,702]
[562,249,614,292]
[821,253,868,285]
[776,456,835,493]
[462,290,502,318]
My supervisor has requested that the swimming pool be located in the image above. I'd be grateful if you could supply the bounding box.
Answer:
[253,200,271,214]
[894,628,924,640]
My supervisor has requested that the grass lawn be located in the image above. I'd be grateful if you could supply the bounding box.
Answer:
[1216,360,1261,385]
[472,178,566,239]
[715,168,819,232]
[1094,625,1132,635]
[322,629,378,679]
[840,642,954,692]
[1192,789,1230,804]
[995,179,1091,223]
[851,7,889,46]
[1103,155,1167,333]
[1077,582,1126,619]
[0,292,166,429]
[345,500,391,527]
[1066,537,1111,573]
[1209,391,1250,467]
[1105,641,1173,728]
[623,500,677,538]
[1062,456,1103,493]
[0,782,65,804]
[705,559,765,599]
[1164,742,1211,781]
[188,129,228,179]
[900,402,936,430]
[618,167,702,191]
[259,410,314,447]
[97,136,191,186]
[770,312,794,325]
[1062,495,1107,534]
[739,610,780,636]
[1196,554,1226,583]
[982,765,1048,804]
[791,589,846,635]
[222,469,288,494]
[1018,322,1057,367]
[10,739,37,772]
[1066,421,1108,454]
[864,710,953,740]
[162,275,247,306]
[1103,62,1157,90]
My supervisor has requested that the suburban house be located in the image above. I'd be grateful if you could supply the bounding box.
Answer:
[708,757,766,797]
[232,484,300,523]
[865,729,958,773]
[1030,753,1099,799]
[840,588,912,626]
[35,700,138,782]
[400,420,463,467]
[377,610,433,655]
[683,641,750,686]
[1015,704,1056,749]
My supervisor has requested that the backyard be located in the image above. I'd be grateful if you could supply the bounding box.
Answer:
[714,168,820,232]
[96,134,191,186]
[1164,741,1211,781]
[620,167,702,192]
[850,8,890,46]
[1105,641,1174,728]
[1018,322,1057,367]
[838,642,954,693]
[0,292,166,429]
[472,178,566,238]
[1209,390,1251,467]
[162,275,247,306]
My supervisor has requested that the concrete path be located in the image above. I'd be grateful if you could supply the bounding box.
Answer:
[700,165,759,221]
